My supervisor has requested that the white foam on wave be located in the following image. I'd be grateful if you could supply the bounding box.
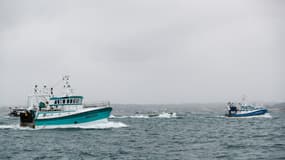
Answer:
[0,120,128,130]
[157,112,177,118]
[110,115,149,119]
[0,124,18,129]
[0,124,35,130]
[130,115,150,118]
[110,112,177,119]
[109,114,116,118]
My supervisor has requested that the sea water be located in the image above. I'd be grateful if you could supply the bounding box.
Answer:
[0,104,284,160]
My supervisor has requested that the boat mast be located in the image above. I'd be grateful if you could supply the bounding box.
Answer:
[63,75,73,97]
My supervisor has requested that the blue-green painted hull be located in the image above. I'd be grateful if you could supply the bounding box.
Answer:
[35,107,112,126]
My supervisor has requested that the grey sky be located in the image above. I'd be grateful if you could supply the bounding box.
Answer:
[0,0,284,106]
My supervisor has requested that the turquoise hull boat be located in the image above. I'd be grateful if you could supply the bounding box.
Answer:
[19,75,113,128]
[35,107,112,126]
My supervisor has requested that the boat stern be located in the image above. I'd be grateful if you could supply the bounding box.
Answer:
[20,110,36,128]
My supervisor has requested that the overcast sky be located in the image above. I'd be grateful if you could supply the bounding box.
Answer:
[0,0,284,106]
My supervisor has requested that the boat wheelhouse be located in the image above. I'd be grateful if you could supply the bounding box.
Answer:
[47,96,83,110]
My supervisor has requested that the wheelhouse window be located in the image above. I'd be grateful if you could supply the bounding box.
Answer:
[50,97,83,105]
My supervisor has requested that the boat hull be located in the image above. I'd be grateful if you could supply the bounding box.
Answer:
[226,109,267,117]
[35,107,112,126]
[35,119,109,129]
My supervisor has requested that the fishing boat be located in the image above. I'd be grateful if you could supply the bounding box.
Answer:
[20,75,112,128]
[147,111,176,118]
[225,102,268,117]
[157,111,176,118]
[147,112,160,118]
[8,107,26,117]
